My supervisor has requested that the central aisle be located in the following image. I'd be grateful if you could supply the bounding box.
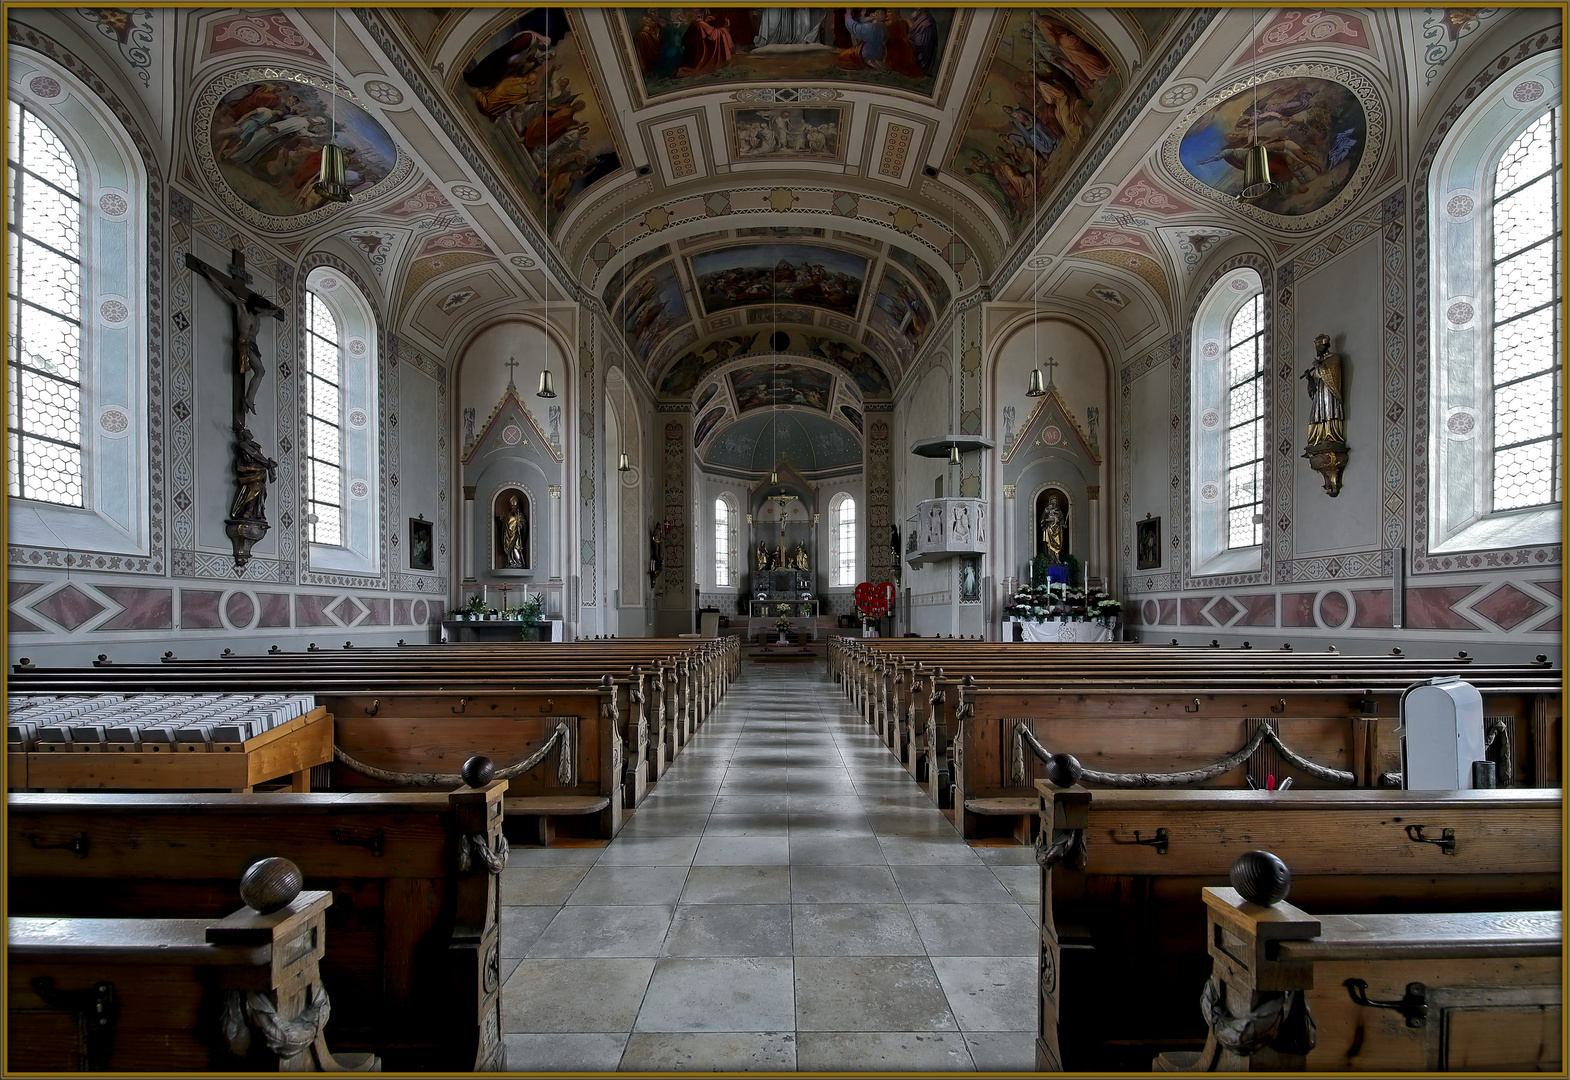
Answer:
[497,660,1040,1072]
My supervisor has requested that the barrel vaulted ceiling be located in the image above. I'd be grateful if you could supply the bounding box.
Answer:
[47,6,1541,407]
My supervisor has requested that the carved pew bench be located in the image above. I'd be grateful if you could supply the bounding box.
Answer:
[1157,887,1561,1072]
[7,872,379,1072]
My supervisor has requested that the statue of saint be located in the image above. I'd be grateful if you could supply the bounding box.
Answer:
[496,494,528,568]
[1301,333,1345,446]
[229,427,278,522]
[757,541,769,572]
[794,543,809,571]
[1039,495,1065,564]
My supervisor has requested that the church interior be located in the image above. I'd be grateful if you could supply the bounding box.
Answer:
[4,5,1565,1075]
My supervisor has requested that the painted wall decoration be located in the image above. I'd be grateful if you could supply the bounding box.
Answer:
[623,9,953,100]
[210,79,398,216]
[694,382,720,413]
[602,244,669,307]
[694,406,727,446]
[840,405,864,435]
[888,245,951,314]
[730,364,833,411]
[691,243,867,317]
[952,11,1121,231]
[736,226,825,238]
[868,265,932,365]
[456,9,621,220]
[658,333,760,397]
[621,262,690,363]
[727,105,843,160]
[804,335,891,397]
[1177,76,1366,216]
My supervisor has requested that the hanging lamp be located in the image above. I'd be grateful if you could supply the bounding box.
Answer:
[313,14,352,203]
[1236,9,1277,203]
[536,14,558,399]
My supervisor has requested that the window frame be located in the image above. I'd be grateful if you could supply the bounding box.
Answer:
[830,492,857,587]
[301,266,380,576]
[4,52,149,561]
[1190,268,1266,576]
[1426,51,1563,555]
[713,492,736,587]
[303,289,344,546]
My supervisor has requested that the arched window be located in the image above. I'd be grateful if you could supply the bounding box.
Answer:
[1427,52,1562,554]
[713,493,736,586]
[304,289,343,545]
[6,52,150,561]
[831,493,857,586]
[1190,267,1266,575]
[302,266,379,575]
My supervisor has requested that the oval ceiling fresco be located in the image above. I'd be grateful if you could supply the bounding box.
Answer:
[204,75,402,222]
[705,411,863,474]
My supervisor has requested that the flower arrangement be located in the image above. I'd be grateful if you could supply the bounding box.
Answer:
[463,595,497,620]
[773,616,793,635]
[1005,584,1122,623]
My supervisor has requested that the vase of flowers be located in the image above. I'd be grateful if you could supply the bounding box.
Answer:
[773,616,792,645]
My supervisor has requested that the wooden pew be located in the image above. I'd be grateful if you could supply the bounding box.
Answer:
[8,878,379,1072]
[1155,886,1560,1072]
[1032,785,1563,1071]
[9,779,509,1071]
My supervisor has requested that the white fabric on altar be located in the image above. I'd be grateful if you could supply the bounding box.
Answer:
[1014,618,1114,643]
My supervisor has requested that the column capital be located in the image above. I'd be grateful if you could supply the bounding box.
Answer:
[1086,485,1100,500]
[1002,485,1017,500]
[549,485,562,499]
[462,486,477,501]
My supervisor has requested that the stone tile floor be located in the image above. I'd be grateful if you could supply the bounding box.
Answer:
[499,662,1039,1072]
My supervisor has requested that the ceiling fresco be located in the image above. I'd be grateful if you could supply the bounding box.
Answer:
[705,411,864,475]
[691,243,868,318]
[455,8,622,222]
[620,261,690,363]
[952,10,1123,230]
[730,363,834,412]
[622,8,956,101]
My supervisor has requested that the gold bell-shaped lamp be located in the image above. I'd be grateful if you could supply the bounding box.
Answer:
[948,444,961,466]
[313,142,353,204]
[1238,143,1276,202]
[536,369,556,398]
[617,451,631,472]
[1026,366,1046,397]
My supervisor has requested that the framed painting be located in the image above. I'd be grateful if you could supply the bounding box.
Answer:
[409,517,434,571]
[1136,516,1162,571]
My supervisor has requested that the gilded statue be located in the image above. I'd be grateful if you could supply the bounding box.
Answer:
[229,427,278,522]
[794,543,809,572]
[757,541,769,572]
[1039,495,1065,564]
[1302,333,1345,446]
[497,494,528,568]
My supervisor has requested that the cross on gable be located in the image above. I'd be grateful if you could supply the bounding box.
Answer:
[504,357,520,387]
[1043,355,1059,387]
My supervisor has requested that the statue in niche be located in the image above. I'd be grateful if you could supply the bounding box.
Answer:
[1038,490,1067,564]
[495,492,529,568]
[1301,332,1350,497]
[229,427,278,522]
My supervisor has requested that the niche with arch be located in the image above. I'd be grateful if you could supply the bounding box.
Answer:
[492,486,533,572]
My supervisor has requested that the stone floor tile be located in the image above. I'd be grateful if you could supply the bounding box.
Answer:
[908,904,1038,956]
[975,844,1038,865]
[500,866,588,906]
[710,794,789,815]
[504,1032,629,1071]
[662,904,793,956]
[633,957,797,1032]
[499,906,558,959]
[616,811,713,837]
[702,812,790,836]
[790,903,923,956]
[891,865,1017,905]
[680,865,791,904]
[930,955,1038,1032]
[963,1031,1038,1072]
[501,958,655,1033]
[795,1031,974,1072]
[786,835,889,865]
[790,863,903,904]
[788,812,875,837]
[618,1031,797,1072]
[785,794,867,814]
[595,835,701,866]
[693,834,791,865]
[504,845,605,866]
[793,956,958,1032]
[879,835,986,865]
[525,905,674,958]
[990,865,1041,909]
[566,864,690,906]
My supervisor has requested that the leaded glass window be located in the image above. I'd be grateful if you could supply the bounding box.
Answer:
[7,99,83,505]
[714,495,733,586]
[1225,294,1264,548]
[1490,105,1561,512]
[304,290,343,545]
[834,495,856,586]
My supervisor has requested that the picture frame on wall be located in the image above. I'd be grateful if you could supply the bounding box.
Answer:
[1136,516,1161,571]
[409,516,434,571]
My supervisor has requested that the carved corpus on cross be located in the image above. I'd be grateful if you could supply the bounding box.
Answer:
[185,247,287,571]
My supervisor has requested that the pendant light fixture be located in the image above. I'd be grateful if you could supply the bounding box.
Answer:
[769,266,780,486]
[1237,7,1277,203]
[617,175,630,472]
[536,13,558,399]
[313,13,352,203]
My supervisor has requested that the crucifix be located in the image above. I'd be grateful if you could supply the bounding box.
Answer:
[185,247,287,571]
[504,356,520,388]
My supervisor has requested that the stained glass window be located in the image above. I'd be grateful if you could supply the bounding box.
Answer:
[304,290,343,545]
[1490,105,1561,512]
[7,99,83,505]
[1225,293,1264,548]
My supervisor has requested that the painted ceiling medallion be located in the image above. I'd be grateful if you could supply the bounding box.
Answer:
[195,68,411,232]
[1164,61,1384,231]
